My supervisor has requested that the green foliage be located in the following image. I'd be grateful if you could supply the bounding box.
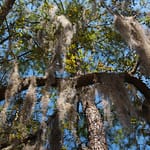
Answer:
[0,0,142,76]
[144,16,150,27]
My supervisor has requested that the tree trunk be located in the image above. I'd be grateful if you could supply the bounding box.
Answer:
[82,93,107,150]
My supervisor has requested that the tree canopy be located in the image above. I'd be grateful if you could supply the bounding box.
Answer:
[0,0,150,149]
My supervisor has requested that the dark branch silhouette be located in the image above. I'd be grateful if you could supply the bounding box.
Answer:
[0,0,16,26]
[0,73,149,101]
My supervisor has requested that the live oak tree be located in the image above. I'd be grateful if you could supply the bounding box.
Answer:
[0,0,150,150]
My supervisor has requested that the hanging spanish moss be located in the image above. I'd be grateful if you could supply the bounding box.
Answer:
[101,96,113,127]
[0,62,20,123]
[114,15,150,75]
[53,10,74,71]
[20,76,37,123]
[39,75,51,149]
[22,144,36,150]
[5,62,20,100]
[97,74,137,127]
[41,80,51,121]
[57,79,78,129]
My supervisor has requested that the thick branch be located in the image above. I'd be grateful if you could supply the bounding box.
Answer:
[81,88,107,149]
[76,73,150,100]
[124,73,150,99]
[0,0,15,26]
[0,73,149,101]
[0,77,46,101]
[0,73,149,123]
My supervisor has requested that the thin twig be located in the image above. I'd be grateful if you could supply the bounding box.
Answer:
[100,0,121,16]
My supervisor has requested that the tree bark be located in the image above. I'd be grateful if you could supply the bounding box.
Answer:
[82,89,107,150]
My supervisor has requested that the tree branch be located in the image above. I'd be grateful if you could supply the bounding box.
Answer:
[0,35,11,45]
[0,73,149,101]
[76,73,150,99]
[0,0,16,26]
[0,72,149,123]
